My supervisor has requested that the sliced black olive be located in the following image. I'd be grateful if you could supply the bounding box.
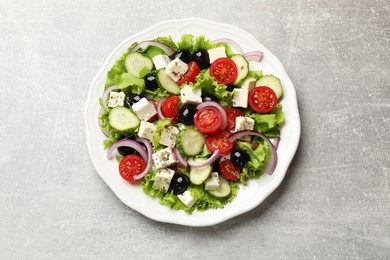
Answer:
[230,148,250,169]
[144,73,159,91]
[170,49,192,63]
[170,174,191,195]
[201,93,219,102]
[178,104,197,125]
[124,94,145,107]
[192,49,210,70]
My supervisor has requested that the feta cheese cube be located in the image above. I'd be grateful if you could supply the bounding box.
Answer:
[241,77,256,91]
[180,84,202,104]
[152,54,171,70]
[108,91,125,108]
[177,190,196,208]
[159,126,179,148]
[152,168,175,193]
[137,121,157,141]
[165,58,188,82]
[232,88,249,108]
[204,172,220,191]
[234,116,255,141]
[131,98,157,121]
[152,147,176,169]
[207,46,227,63]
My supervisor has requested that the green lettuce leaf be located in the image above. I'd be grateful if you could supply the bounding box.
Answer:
[156,36,179,51]
[114,73,145,94]
[237,141,269,184]
[193,35,215,51]
[151,118,171,151]
[189,182,239,211]
[190,69,233,107]
[177,34,194,50]
[244,104,284,137]
[248,70,263,80]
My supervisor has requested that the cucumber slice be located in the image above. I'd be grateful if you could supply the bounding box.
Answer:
[231,54,249,86]
[125,52,153,78]
[108,107,140,132]
[176,128,205,156]
[256,75,283,99]
[207,175,231,198]
[157,69,181,94]
[190,158,212,185]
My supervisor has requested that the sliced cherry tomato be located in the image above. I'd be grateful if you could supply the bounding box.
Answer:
[177,61,200,85]
[219,159,241,181]
[194,107,222,133]
[119,155,146,182]
[205,130,234,155]
[248,86,278,113]
[209,58,238,85]
[224,108,243,131]
[162,96,181,124]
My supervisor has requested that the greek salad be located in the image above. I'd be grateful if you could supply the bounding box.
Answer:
[98,34,284,213]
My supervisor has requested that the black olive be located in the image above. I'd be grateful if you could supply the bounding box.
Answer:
[117,138,146,156]
[226,85,235,92]
[230,148,250,169]
[124,94,145,107]
[170,174,190,195]
[201,93,219,102]
[144,73,159,91]
[170,49,192,63]
[212,157,221,173]
[192,49,210,70]
[178,104,197,125]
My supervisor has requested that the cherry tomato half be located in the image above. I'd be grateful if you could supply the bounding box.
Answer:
[224,108,243,131]
[162,96,181,124]
[119,155,146,182]
[177,61,200,85]
[248,86,278,113]
[194,107,222,133]
[210,58,238,85]
[205,130,234,155]
[219,159,241,181]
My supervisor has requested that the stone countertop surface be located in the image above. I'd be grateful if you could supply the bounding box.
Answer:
[0,0,389,259]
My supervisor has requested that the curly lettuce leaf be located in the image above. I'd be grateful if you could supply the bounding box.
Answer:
[177,34,194,50]
[190,69,233,107]
[141,169,239,214]
[189,181,239,211]
[244,104,284,137]
[151,118,171,151]
[114,73,145,94]
[156,36,179,51]
[193,35,215,51]
[237,141,269,184]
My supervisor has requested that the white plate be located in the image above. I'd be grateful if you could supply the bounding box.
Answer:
[85,18,300,227]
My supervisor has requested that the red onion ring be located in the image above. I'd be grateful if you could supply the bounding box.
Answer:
[173,147,187,168]
[102,85,120,108]
[107,139,148,161]
[187,150,221,168]
[98,108,109,137]
[243,51,264,62]
[213,38,243,54]
[133,138,153,180]
[156,97,167,119]
[196,101,227,130]
[130,40,174,56]
[272,137,280,150]
[228,130,277,175]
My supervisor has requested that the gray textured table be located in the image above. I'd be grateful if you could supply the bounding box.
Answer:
[1,0,389,259]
